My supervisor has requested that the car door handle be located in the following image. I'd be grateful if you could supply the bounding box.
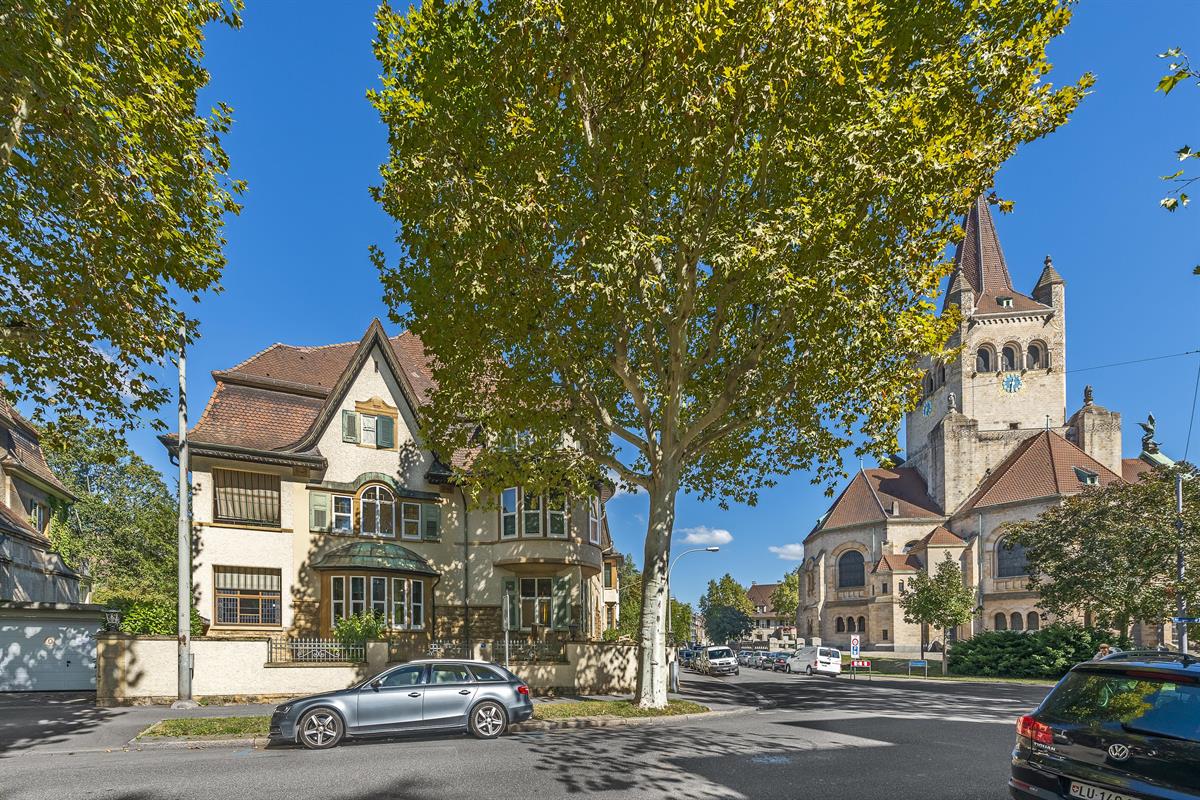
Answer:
[458,689,471,695]
[408,692,421,697]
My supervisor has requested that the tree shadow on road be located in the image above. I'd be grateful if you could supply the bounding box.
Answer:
[0,692,119,756]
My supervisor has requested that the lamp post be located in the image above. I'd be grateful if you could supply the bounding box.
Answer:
[667,546,719,692]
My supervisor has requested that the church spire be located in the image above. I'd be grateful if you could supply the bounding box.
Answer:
[953,195,1014,295]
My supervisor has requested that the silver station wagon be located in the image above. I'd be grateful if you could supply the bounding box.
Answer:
[269,659,534,749]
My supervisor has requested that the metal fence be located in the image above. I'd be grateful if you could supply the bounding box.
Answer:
[486,639,567,664]
[268,637,365,664]
[388,638,469,662]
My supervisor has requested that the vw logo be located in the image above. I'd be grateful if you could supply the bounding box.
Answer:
[1107,743,1131,762]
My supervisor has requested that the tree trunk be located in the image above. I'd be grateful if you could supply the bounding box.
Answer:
[941,627,948,675]
[635,474,679,709]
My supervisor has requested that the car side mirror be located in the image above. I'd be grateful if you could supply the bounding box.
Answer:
[370,679,382,691]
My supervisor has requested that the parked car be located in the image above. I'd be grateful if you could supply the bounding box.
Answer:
[269,660,533,750]
[771,652,790,672]
[788,645,843,676]
[1009,650,1200,800]
[696,645,740,676]
[680,649,697,669]
[737,650,754,666]
[753,652,773,669]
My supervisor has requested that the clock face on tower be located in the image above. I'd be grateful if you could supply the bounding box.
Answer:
[921,399,933,417]
[1002,373,1024,394]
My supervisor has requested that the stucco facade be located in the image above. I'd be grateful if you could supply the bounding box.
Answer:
[176,322,618,646]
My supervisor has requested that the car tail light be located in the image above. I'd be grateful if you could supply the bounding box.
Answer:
[1017,715,1053,745]
[516,684,529,696]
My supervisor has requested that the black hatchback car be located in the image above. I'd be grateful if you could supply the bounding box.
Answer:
[1010,651,1200,800]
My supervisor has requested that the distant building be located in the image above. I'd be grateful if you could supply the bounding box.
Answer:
[799,197,1162,653]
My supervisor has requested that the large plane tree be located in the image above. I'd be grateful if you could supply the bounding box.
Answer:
[370,0,1088,706]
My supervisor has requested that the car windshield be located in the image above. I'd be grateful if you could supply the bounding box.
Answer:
[708,648,733,659]
[1040,669,1200,741]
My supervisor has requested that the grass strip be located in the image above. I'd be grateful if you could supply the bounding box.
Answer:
[139,716,271,739]
[533,699,707,720]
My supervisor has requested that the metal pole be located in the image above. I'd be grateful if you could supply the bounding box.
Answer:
[1177,474,1189,654]
[174,324,196,708]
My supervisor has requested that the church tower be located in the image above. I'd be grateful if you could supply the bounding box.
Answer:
[904,197,1068,512]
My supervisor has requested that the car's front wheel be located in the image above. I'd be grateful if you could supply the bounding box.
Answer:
[806,665,813,676]
[470,701,508,739]
[785,664,792,674]
[298,708,344,750]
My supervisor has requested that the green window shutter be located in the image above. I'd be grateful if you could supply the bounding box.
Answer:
[309,492,330,532]
[341,410,358,443]
[553,577,570,630]
[422,503,440,540]
[502,578,519,630]
[377,415,395,449]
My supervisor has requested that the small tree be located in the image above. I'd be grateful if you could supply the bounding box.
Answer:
[1004,464,1200,639]
[668,598,694,646]
[698,574,753,619]
[769,568,801,625]
[704,606,753,646]
[900,553,978,674]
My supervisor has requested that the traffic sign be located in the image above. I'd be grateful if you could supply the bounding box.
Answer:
[851,659,871,668]
[849,634,860,658]
[909,659,928,667]
[1171,617,1200,624]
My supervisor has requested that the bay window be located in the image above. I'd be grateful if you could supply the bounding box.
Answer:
[371,577,387,618]
[522,493,543,537]
[588,496,601,545]
[547,491,567,538]
[328,574,425,629]
[500,487,518,539]
[349,576,366,616]
[331,576,345,624]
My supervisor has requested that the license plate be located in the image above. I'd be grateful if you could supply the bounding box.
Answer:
[1069,781,1139,800]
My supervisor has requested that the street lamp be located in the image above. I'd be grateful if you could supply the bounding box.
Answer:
[667,546,720,692]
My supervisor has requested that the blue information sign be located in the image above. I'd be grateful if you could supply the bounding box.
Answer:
[909,660,928,667]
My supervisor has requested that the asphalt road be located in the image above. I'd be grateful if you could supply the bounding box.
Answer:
[0,670,1051,800]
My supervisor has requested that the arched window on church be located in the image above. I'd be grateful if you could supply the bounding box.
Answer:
[1027,342,1046,370]
[996,538,1030,578]
[1027,612,1040,631]
[837,551,866,588]
[994,612,1007,631]
[922,373,933,396]
[1010,612,1024,632]
[846,617,856,632]
[976,345,994,373]
[1002,345,1018,371]
[836,617,845,633]
[937,363,947,386]
[858,616,866,634]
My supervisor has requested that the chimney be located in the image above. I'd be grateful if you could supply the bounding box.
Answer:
[890,500,900,517]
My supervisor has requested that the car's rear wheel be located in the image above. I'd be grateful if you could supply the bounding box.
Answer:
[785,664,792,674]
[298,708,343,750]
[805,665,813,676]
[470,701,507,739]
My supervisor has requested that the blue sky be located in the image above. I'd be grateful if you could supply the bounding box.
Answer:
[108,2,1200,608]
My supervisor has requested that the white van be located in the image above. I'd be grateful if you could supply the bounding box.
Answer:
[787,645,842,676]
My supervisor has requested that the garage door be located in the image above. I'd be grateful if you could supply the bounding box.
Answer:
[0,620,98,691]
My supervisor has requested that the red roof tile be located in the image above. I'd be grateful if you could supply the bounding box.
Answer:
[0,403,71,498]
[917,526,964,548]
[944,196,1048,315]
[0,498,47,544]
[1121,458,1153,484]
[873,553,922,573]
[810,467,942,538]
[747,583,780,607]
[190,382,325,451]
[956,431,1123,514]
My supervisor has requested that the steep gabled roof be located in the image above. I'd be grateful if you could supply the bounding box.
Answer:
[955,431,1123,515]
[943,196,1049,315]
[872,553,922,573]
[747,582,780,608]
[916,525,965,548]
[0,397,72,500]
[806,467,942,541]
[1121,458,1154,484]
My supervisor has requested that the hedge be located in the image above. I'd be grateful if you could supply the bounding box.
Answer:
[117,599,205,637]
[947,623,1131,679]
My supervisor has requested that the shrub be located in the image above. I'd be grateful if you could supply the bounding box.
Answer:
[948,623,1130,679]
[332,611,388,644]
[118,599,204,637]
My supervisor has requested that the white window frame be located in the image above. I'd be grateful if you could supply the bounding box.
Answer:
[349,575,367,617]
[391,577,408,629]
[519,577,553,630]
[332,494,353,534]
[400,502,421,541]
[547,491,567,538]
[522,491,543,538]
[361,485,395,538]
[588,496,601,545]
[370,576,388,619]
[500,487,518,540]
[360,414,377,446]
[410,580,425,630]
[331,576,346,626]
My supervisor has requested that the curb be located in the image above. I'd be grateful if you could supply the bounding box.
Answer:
[128,736,269,751]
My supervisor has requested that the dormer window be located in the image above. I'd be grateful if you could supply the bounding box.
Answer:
[1074,467,1100,486]
[997,296,1014,308]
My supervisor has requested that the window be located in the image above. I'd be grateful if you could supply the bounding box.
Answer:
[361,414,377,447]
[806,619,813,636]
[212,468,280,527]
[1027,343,1044,370]
[994,612,1007,631]
[604,565,615,589]
[214,567,282,626]
[1027,612,1040,631]
[1002,345,1018,371]
[520,577,553,628]
[331,576,345,624]
[858,616,866,634]
[882,628,889,641]
[431,664,472,684]
[976,346,993,373]
[588,496,601,545]
[391,577,407,627]
[898,579,905,593]
[880,582,888,594]
[371,577,388,619]
[332,495,353,533]
[361,485,395,537]
[500,488,518,539]
[997,296,1014,309]
[846,617,856,632]
[1040,671,1200,741]
[605,604,616,629]
[1011,612,1024,632]
[836,617,845,633]
[423,503,440,540]
[547,491,567,538]
[379,664,425,688]
[25,498,48,532]
[837,551,866,588]
[469,664,508,683]
[996,538,1029,578]
[1074,467,1100,486]
[400,502,421,540]
[350,576,366,616]
[522,493,543,537]
[937,363,946,386]
[410,580,424,629]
